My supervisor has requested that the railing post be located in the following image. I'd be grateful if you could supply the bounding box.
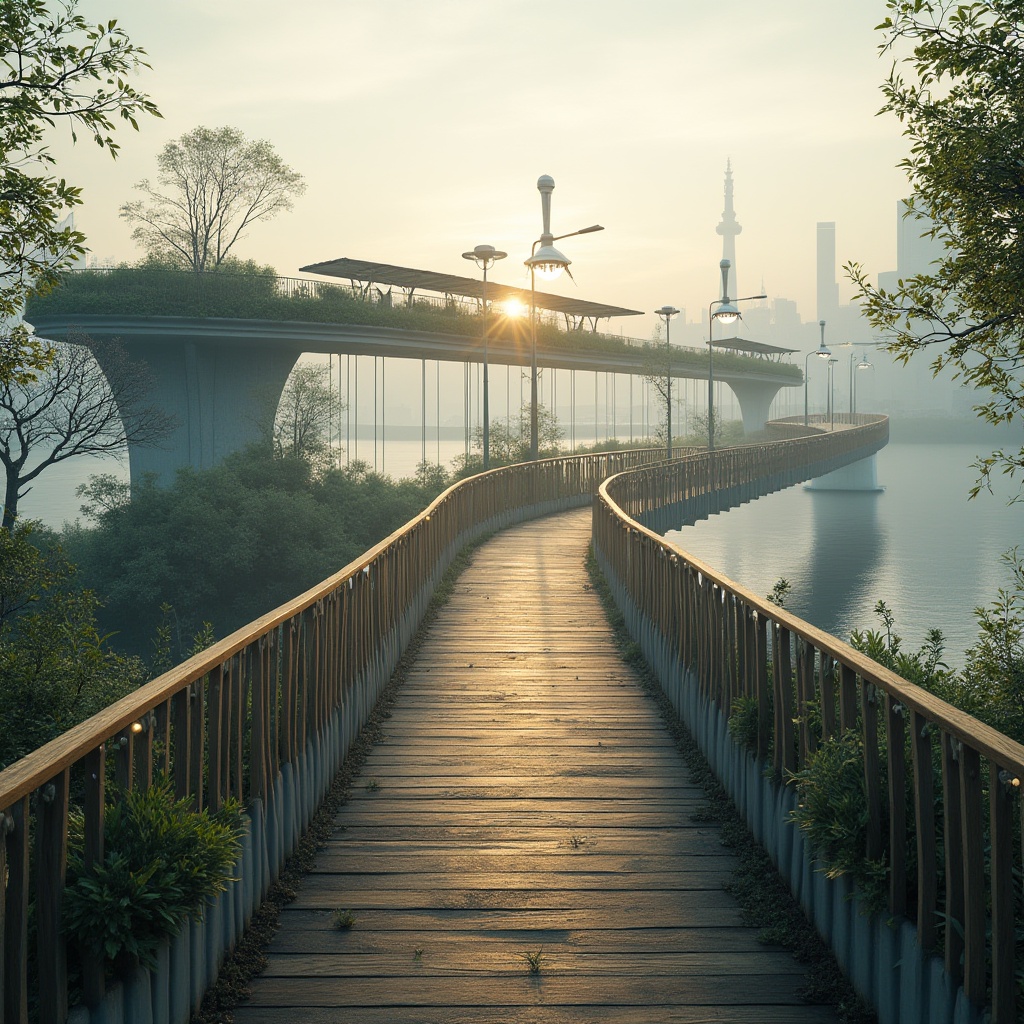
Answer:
[989,762,1017,1024]
[911,711,937,951]
[37,769,70,1024]
[82,745,106,1008]
[886,697,908,918]
[862,683,883,862]
[941,732,964,978]
[959,745,986,1004]
[4,796,29,1024]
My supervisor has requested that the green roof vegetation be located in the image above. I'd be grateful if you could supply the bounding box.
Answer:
[26,267,801,380]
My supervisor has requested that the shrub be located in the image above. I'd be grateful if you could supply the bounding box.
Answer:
[788,729,892,914]
[63,779,244,974]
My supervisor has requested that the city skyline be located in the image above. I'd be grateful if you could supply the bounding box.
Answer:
[56,1,912,342]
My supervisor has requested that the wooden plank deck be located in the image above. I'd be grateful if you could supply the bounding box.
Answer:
[234,509,839,1023]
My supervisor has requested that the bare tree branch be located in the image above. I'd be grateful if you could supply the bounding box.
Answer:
[0,331,174,528]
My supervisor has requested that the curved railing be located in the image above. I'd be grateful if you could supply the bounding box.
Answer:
[593,415,1022,1024]
[0,445,675,1023]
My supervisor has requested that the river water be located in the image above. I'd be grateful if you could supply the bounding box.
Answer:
[665,443,1022,669]
[19,441,1020,670]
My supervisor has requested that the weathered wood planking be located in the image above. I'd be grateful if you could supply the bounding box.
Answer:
[235,510,840,1023]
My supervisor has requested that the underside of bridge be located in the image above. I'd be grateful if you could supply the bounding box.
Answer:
[90,335,300,482]
[32,314,801,484]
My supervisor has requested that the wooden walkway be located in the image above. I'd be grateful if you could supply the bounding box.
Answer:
[234,509,840,1023]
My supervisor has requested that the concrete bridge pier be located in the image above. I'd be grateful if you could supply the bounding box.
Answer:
[91,336,299,485]
[805,452,884,491]
[727,378,795,435]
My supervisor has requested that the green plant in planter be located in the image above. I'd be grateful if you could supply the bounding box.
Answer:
[788,729,893,914]
[63,778,244,974]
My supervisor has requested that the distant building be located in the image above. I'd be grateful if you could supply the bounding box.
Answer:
[816,222,839,323]
[896,199,946,277]
[716,160,742,300]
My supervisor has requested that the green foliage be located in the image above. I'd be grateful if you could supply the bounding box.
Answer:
[63,446,449,656]
[120,126,305,271]
[848,600,953,692]
[849,1,1024,495]
[453,404,564,474]
[727,694,761,750]
[766,578,792,608]
[0,1,159,385]
[64,779,244,972]
[788,730,893,914]
[25,268,804,379]
[954,547,1024,741]
[0,522,144,770]
[267,362,337,473]
[519,949,544,974]
[331,908,356,930]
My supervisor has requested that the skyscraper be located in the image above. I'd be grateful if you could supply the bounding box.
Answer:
[816,221,839,323]
[716,160,741,300]
[896,199,946,277]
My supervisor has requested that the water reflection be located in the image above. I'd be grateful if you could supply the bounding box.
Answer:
[790,490,887,640]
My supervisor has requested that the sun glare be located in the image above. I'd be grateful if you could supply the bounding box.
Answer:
[503,299,526,319]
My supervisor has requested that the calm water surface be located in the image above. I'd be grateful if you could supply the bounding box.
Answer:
[21,441,1021,669]
[666,443,1022,669]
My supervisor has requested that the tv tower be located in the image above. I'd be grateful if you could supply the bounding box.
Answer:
[716,160,742,300]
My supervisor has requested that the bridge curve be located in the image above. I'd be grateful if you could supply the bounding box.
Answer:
[8,420,1011,1024]
[27,270,801,482]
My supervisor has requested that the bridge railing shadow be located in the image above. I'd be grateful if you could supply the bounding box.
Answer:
[594,413,1022,1024]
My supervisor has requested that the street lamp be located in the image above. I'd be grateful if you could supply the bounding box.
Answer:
[462,243,507,470]
[827,357,839,430]
[804,320,831,427]
[654,306,680,459]
[524,174,603,460]
[707,258,766,451]
[852,353,873,419]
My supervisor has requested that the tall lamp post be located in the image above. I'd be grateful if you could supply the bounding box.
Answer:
[804,320,831,427]
[707,258,766,451]
[827,357,838,430]
[462,244,507,470]
[654,305,680,459]
[852,353,873,419]
[524,175,603,460]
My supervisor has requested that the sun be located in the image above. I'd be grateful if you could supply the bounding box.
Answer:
[503,298,527,319]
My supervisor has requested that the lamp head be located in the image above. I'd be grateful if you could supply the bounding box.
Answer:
[654,305,680,321]
[858,355,873,369]
[814,341,831,358]
[462,244,508,270]
[526,243,570,280]
[713,301,740,326]
[576,224,604,235]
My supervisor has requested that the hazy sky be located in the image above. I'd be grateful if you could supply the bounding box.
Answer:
[59,1,911,339]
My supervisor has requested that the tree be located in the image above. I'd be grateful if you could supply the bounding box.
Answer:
[0,521,144,770]
[0,1,159,384]
[66,447,450,655]
[270,362,337,471]
[0,333,173,528]
[848,1,1024,495]
[454,404,564,474]
[120,126,306,272]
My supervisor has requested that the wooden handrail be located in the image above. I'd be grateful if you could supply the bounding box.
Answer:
[0,444,675,1021]
[594,415,1022,1023]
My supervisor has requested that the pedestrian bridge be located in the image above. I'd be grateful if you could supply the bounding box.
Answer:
[26,268,802,483]
[1,416,1020,1024]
